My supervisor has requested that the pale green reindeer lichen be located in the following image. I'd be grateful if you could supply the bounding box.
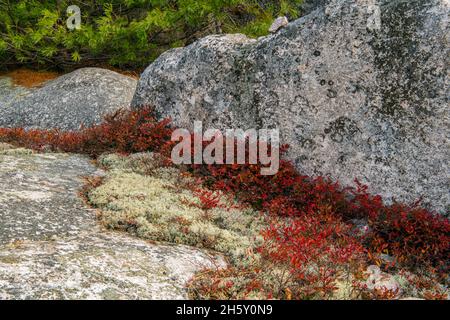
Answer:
[89,152,265,265]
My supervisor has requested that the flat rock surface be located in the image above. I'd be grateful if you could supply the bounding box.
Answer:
[0,145,221,299]
[0,232,220,300]
[0,149,100,243]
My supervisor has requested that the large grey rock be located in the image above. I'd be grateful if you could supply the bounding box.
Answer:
[0,232,222,300]
[0,144,223,299]
[301,0,332,15]
[132,0,449,213]
[0,68,137,131]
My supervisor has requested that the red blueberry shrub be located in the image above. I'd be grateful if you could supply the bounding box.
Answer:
[191,158,449,274]
[349,181,450,276]
[259,210,367,299]
[0,106,174,157]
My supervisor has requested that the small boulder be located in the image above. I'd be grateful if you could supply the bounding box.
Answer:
[0,68,137,131]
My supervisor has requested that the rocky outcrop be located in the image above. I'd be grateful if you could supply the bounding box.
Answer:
[0,68,136,131]
[0,144,223,299]
[301,0,332,15]
[132,0,449,213]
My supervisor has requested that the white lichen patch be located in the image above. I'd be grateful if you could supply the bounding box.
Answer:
[0,147,33,156]
[0,142,34,155]
[90,153,265,264]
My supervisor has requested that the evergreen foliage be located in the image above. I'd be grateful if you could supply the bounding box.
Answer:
[0,0,303,70]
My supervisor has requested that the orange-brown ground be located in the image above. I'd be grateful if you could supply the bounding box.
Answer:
[0,68,60,88]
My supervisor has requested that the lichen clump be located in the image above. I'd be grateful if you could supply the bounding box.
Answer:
[0,142,32,155]
[87,153,265,264]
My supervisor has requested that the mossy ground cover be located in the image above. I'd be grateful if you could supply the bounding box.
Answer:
[84,152,449,300]
[87,153,361,300]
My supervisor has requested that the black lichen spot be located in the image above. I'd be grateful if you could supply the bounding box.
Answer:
[348,82,361,93]
[327,89,337,98]
[328,80,334,86]
[325,117,361,143]
[313,50,321,57]
[296,135,316,150]
[338,154,346,164]
[320,79,326,86]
